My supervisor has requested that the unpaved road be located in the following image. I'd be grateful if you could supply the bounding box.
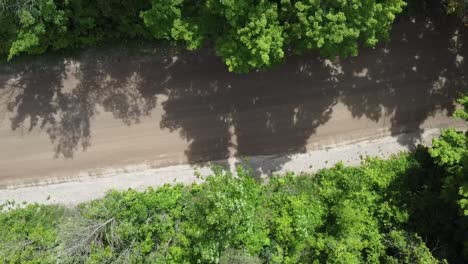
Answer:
[0,129,458,205]
[0,15,467,188]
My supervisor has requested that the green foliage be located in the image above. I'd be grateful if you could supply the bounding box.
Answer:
[429,95,467,217]
[63,0,150,45]
[215,2,285,73]
[2,150,466,263]
[1,0,150,60]
[61,185,190,263]
[7,0,68,60]
[427,96,468,259]
[184,167,269,262]
[283,0,405,58]
[142,0,405,72]
[0,204,66,263]
[219,248,261,264]
[381,230,441,264]
[1,0,405,72]
[454,96,468,121]
[140,0,202,50]
[430,128,467,166]
[0,13,16,57]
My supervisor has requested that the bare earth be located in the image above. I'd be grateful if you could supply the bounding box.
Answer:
[0,15,467,195]
[1,128,466,206]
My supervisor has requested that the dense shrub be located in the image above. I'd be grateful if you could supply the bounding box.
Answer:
[1,147,467,263]
[0,203,66,263]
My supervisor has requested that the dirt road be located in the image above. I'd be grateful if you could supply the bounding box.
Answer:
[0,15,467,187]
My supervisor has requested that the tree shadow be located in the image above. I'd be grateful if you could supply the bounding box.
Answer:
[0,7,466,175]
[0,56,68,133]
[0,46,173,157]
[158,9,467,174]
[158,49,339,165]
[339,10,467,146]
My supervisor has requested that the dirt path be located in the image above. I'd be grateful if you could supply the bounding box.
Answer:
[0,14,466,188]
[0,98,464,188]
[1,128,466,206]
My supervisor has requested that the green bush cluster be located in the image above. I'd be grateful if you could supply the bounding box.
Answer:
[0,0,406,72]
[1,138,467,263]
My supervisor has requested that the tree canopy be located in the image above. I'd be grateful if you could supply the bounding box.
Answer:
[0,0,406,72]
[429,96,468,220]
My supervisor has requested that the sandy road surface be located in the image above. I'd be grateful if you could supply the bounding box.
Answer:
[0,14,467,188]
[2,128,464,206]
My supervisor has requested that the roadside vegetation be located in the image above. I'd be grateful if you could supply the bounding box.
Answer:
[0,0,407,72]
[1,96,466,263]
[2,0,466,73]
[0,0,466,263]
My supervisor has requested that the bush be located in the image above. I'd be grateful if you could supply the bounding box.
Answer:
[1,146,466,263]
[0,204,66,263]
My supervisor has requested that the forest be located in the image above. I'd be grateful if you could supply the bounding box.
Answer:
[0,0,408,72]
[2,1,466,73]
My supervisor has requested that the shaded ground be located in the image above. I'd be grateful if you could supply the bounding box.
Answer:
[0,11,466,186]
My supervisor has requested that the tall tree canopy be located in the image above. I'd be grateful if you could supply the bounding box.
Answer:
[430,96,468,216]
[0,0,406,72]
